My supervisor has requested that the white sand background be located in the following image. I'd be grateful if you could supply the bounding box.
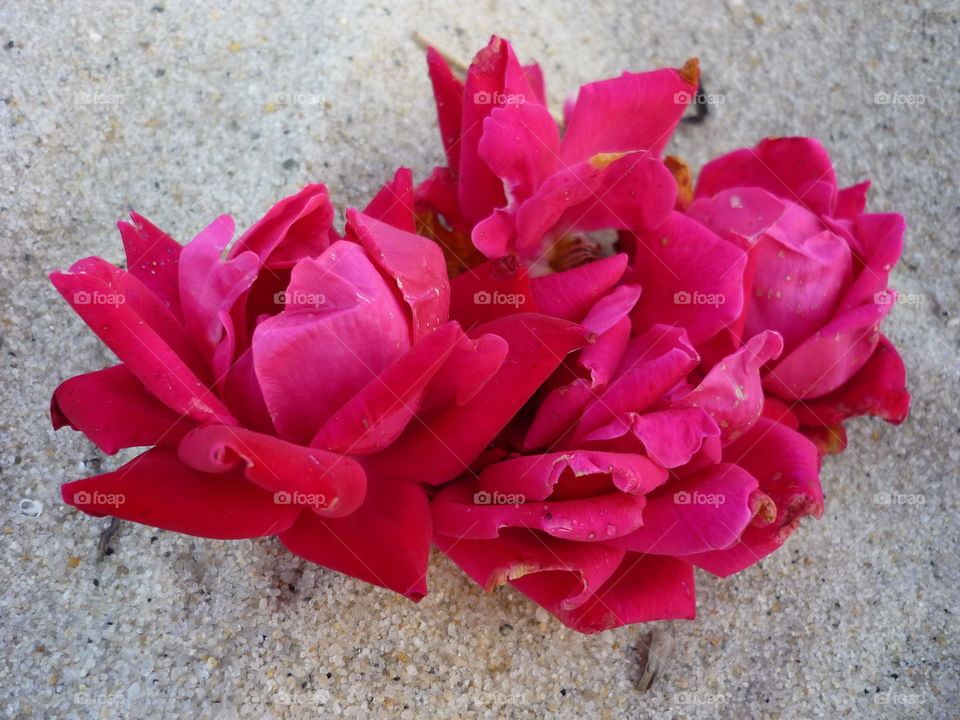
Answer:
[1,1,957,718]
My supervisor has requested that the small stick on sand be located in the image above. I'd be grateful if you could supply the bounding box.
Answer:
[637,626,675,692]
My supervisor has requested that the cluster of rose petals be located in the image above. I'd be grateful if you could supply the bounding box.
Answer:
[419,36,908,632]
[51,34,909,634]
[51,170,586,599]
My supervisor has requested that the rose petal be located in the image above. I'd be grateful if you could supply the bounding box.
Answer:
[62,446,300,539]
[118,212,183,318]
[279,474,431,600]
[51,364,197,454]
[560,66,697,164]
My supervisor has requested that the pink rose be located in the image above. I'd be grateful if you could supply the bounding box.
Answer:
[684,137,910,450]
[432,264,824,633]
[416,35,698,273]
[51,170,587,599]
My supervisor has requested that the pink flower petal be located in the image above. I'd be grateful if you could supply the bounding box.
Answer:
[609,463,759,555]
[449,256,535,328]
[51,364,197,454]
[310,322,482,454]
[177,424,366,518]
[628,211,747,344]
[531,254,628,321]
[178,215,261,375]
[425,47,465,171]
[50,262,234,425]
[514,152,676,258]
[363,167,416,233]
[764,302,891,400]
[279,474,431,600]
[458,36,542,223]
[560,66,697,164]
[363,314,589,485]
[62,447,300,539]
[118,212,183,318]
[228,183,334,268]
[478,102,560,206]
[791,335,910,426]
[434,527,626,610]
[521,553,696,633]
[694,137,838,216]
[252,243,411,444]
[346,209,449,341]
[687,418,823,576]
[676,330,783,443]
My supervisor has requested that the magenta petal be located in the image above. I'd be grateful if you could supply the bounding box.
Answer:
[118,213,183,318]
[678,330,783,443]
[178,215,261,374]
[837,212,905,312]
[470,207,518,260]
[450,257,535,328]
[363,167,416,233]
[478,102,560,206]
[363,314,589,485]
[531,254,628,322]
[458,36,540,223]
[478,450,668,501]
[515,153,676,257]
[426,46,465,171]
[62,446,300,539]
[51,364,197,454]
[252,243,411,444]
[579,408,720,468]
[688,418,823,576]
[764,302,891,400]
[629,211,747,344]
[279,474,431,600]
[609,463,759,555]
[310,322,476,454]
[524,553,696,633]
[178,425,366,518]
[435,528,625,609]
[420,331,509,411]
[791,335,910,426]
[229,183,334,268]
[524,378,596,449]
[835,181,870,220]
[347,209,449,341]
[431,479,649,542]
[50,265,234,425]
[695,137,838,215]
[560,67,696,163]
[579,316,632,388]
